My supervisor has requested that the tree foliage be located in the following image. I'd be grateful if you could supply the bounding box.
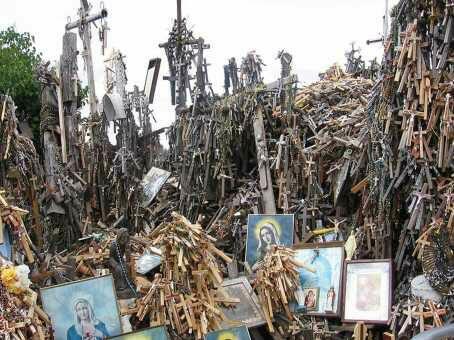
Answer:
[0,26,42,137]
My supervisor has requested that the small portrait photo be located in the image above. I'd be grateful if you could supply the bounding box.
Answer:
[245,214,294,268]
[205,325,251,340]
[325,287,337,313]
[108,326,169,339]
[303,288,319,311]
[40,275,122,340]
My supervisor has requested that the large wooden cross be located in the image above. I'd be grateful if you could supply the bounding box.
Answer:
[66,0,108,119]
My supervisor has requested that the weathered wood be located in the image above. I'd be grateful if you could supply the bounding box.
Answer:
[253,106,276,214]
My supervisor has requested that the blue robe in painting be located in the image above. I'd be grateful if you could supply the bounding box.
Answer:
[66,321,109,340]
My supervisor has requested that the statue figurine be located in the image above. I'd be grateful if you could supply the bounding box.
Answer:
[109,228,136,299]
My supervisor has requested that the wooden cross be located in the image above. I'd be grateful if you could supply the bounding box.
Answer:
[412,233,431,259]
[353,321,368,340]
[417,301,425,333]
[427,300,444,328]
[412,301,446,331]
[66,0,108,130]
[412,127,427,159]
[304,156,316,178]
[398,300,418,336]
[389,303,401,331]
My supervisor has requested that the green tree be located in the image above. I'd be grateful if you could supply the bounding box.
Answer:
[0,26,42,139]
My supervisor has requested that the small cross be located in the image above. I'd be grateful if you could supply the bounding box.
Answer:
[398,300,417,336]
[389,303,401,331]
[328,217,347,234]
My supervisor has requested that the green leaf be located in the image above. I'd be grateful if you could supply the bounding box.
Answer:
[0,26,42,143]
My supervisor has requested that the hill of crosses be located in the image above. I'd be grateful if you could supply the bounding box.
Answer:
[0,0,452,339]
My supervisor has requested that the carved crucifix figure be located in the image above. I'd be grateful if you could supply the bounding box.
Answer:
[66,0,107,119]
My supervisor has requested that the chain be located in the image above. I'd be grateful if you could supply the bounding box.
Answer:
[113,240,137,297]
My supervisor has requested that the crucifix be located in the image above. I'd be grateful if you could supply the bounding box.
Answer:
[412,125,427,159]
[389,302,401,332]
[159,0,187,111]
[160,0,211,114]
[66,0,108,121]
[65,0,108,229]
[328,217,347,234]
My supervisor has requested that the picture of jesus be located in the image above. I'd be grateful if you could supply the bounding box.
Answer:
[325,287,336,312]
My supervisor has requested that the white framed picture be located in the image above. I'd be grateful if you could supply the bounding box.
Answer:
[342,260,392,324]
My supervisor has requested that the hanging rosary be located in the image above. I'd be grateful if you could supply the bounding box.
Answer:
[113,240,137,297]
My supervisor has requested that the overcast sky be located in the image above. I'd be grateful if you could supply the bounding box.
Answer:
[1,0,397,142]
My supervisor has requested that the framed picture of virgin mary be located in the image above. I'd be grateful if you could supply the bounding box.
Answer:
[245,214,294,268]
[40,275,122,340]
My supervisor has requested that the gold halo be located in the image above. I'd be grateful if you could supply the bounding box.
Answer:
[216,331,238,340]
[121,335,149,340]
[254,218,282,240]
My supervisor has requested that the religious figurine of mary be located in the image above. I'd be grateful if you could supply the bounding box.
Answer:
[66,298,109,340]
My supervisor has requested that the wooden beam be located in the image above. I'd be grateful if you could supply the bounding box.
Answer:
[253,106,276,214]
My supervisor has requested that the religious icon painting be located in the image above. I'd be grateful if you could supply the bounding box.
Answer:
[107,326,169,339]
[342,259,392,324]
[205,325,252,340]
[40,275,122,340]
[292,242,344,316]
[140,167,171,207]
[218,277,265,329]
[245,214,294,268]
[302,287,319,311]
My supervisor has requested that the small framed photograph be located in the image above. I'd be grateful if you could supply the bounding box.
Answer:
[302,287,319,311]
[205,325,251,340]
[108,326,169,339]
[40,275,122,340]
[218,276,265,329]
[342,259,392,324]
[293,242,344,316]
[245,214,294,268]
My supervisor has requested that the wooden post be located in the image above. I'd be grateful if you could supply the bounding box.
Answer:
[56,62,67,164]
[253,106,276,214]
[61,32,79,170]
[66,0,107,138]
